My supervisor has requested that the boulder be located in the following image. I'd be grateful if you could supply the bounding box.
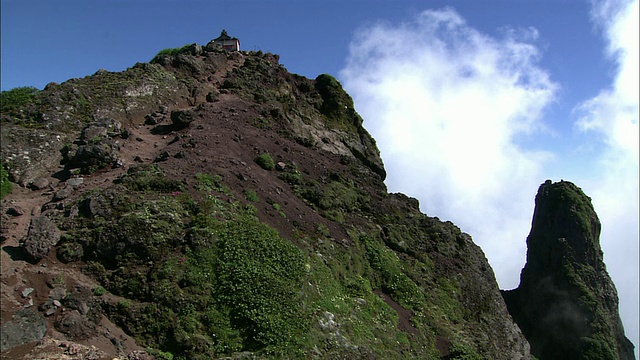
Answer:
[23,215,61,262]
[0,309,47,350]
[66,177,84,187]
[171,109,195,129]
[54,311,97,340]
[64,119,124,174]
[68,142,120,174]
[5,205,25,216]
[52,186,74,201]
[29,177,50,190]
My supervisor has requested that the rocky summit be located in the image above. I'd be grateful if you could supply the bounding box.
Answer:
[502,180,635,360]
[0,38,631,359]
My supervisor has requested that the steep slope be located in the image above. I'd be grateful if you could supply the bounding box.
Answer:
[0,41,532,359]
[502,180,635,360]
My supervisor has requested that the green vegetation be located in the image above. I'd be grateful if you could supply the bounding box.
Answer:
[0,86,39,117]
[541,180,596,238]
[254,153,275,171]
[448,344,484,360]
[314,74,363,132]
[92,286,107,296]
[0,164,12,200]
[243,189,259,202]
[578,335,617,360]
[277,167,303,185]
[146,348,174,360]
[152,44,194,59]
[115,164,183,192]
[361,235,424,311]
[59,165,481,358]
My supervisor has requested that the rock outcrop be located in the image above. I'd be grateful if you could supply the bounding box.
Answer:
[23,215,61,263]
[502,180,635,360]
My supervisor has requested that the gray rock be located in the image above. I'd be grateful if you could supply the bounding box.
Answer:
[45,307,57,316]
[80,125,108,143]
[144,112,164,125]
[187,43,203,56]
[53,186,74,201]
[29,177,50,190]
[64,120,124,174]
[63,297,90,316]
[69,142,120,174]
[49,287,66,301]
[78,185,129,219]
[153,151,170,163]
[0,309,47,350]
[23,215,61,262]
[1,126,72,187]
[21,287,34,298]
[66,177,84,187]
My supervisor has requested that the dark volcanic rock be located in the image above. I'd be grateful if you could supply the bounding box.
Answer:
[54,311,97,340]
[502,180,635,360]
[23,215,61,262]
[64,119,124,174]
[0,309,47,350]
[170,109,195,129]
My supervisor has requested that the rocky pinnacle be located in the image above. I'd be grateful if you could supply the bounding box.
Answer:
[502,180,635,360]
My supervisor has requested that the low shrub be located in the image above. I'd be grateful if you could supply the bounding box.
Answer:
[254,153,275,171]
[0,164,12,200]
[0,86,39,116]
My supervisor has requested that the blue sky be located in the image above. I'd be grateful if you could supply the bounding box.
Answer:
[2,0,638,354]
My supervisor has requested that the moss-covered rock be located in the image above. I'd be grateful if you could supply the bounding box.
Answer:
[502,180,635,360]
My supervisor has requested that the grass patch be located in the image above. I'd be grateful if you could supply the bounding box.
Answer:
[243,189,259,202]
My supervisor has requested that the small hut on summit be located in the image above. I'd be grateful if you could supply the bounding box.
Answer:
[212,29,240,51]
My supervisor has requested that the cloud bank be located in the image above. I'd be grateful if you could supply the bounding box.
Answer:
[340,8,556,290]
[576,0,639,353]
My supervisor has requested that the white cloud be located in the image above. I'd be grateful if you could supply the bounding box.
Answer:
[340,8,557,290]
[576,0,639,354]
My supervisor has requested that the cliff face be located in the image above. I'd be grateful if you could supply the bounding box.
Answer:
[1,42,530,359]
[502,180,635,360]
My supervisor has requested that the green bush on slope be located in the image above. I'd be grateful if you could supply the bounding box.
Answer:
[0,86,39,117]
[0,164,12,200]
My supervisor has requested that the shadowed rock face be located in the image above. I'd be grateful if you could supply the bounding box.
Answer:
[502,180,635,360]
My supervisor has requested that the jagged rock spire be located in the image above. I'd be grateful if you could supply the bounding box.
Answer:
[502,180,635,360]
